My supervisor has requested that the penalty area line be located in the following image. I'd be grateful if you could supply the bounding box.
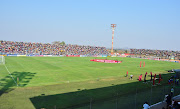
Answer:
[4,64,18,86]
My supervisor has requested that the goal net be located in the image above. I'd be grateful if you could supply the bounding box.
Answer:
[0,56,5,64]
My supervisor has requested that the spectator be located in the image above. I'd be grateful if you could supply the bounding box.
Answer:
[171,87,174,97]
[143,102,150,109]
[0,40,109,56]
[177,78,179,85]
[130,48,179,59]
[166,94,172,108]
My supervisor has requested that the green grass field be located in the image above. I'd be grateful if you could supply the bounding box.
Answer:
[0,57,180,109]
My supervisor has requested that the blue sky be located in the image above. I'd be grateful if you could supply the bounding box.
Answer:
[0,0,180,50]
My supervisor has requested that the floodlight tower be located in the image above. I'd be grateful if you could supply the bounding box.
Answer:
[111,24,116,55]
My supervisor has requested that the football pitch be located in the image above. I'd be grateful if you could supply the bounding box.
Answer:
[0,57,180,109]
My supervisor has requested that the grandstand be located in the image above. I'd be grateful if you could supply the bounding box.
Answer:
[130,49,180,60]
[0,40,109,56]
[1,40,180,59]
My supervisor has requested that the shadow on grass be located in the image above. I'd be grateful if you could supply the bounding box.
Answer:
[0,72,36,96]
[30,72,180,109]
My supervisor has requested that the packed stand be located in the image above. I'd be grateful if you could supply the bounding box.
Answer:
[130,49,180,59]
[0,40,109,56]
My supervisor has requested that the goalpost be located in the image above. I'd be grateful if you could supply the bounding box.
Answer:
[0,56,5,64]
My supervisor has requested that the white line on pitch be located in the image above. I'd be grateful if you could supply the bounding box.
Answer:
[4,64,18,86]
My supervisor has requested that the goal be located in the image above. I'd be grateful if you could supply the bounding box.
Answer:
[0,56,5,64]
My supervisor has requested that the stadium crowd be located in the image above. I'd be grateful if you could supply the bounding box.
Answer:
[0,40,109,55]
[130,49,180,58]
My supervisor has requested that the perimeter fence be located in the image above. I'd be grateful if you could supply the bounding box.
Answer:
[69,85,180,109]
[27,84,180,109]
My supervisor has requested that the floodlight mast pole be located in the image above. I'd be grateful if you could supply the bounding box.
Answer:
[111,24,116,55]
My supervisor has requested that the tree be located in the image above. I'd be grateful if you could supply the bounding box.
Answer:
[125,50,128,53]
[52,41,65,45]
[60,41,65,45]
[52,41,61,45]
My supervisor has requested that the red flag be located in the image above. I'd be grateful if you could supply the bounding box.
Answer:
[140,61,142,67]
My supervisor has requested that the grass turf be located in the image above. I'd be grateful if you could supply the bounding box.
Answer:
[0,57,179,109]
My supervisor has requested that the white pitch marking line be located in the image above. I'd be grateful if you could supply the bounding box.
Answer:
[4,64,18,86]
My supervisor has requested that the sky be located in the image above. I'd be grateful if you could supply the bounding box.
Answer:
[0,0,180,51]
